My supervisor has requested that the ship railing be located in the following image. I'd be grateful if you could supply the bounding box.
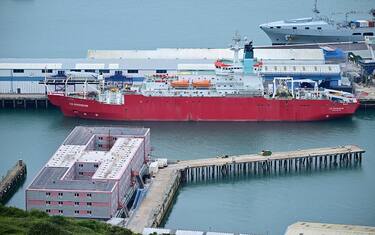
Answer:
[98,91,124,105]
[294,88,325,100]
[323,89,358,103]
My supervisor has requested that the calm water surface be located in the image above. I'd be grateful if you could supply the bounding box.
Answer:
[0,0,375,234]
[0,0,373,57]
[0,109,374,234]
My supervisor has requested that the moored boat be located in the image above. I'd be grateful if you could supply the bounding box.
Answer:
[260,0,375,45]
[48,35,360,122]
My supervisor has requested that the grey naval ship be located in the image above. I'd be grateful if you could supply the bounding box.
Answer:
[260,0,375,45]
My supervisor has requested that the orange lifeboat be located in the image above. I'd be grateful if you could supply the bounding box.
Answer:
[192,80,211,88]
[171,80,189,88]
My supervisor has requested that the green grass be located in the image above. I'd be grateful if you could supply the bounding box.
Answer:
[0,204,136,235]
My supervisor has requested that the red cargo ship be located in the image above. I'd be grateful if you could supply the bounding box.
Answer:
[48,91,359,121]
[47,39,359,121]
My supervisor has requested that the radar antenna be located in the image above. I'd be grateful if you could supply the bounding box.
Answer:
[229,31,243,64]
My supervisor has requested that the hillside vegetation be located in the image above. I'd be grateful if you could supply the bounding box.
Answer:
[0,204,135,235]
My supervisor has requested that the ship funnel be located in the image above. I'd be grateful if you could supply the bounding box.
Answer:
[244,41,254,59]
[243,41,255,75]
[371,8,375,18]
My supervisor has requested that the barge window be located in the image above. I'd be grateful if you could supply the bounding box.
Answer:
[352,33,361,35]
[156,69,167,74]
[276,26,281,29]
[305,27,310,29]
[13,69,24,73]
[58,70,65,75]
[270,26,274,29]
[128,69,138,73]
[42,69,53,73]
[292,27,297,29]
[70,69,81,72]
[364,32,374,36]
[317,27,322,30]
[99,69,110,74]
[115,71,122,75]
[84,69,95,73]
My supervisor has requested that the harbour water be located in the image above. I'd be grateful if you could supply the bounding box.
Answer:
[1,0,375,234]
[1,108,375,234]
[0,0,373,57]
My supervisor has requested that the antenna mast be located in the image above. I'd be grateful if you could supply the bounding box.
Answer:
[230,31,242,64]
[313,0,320,14]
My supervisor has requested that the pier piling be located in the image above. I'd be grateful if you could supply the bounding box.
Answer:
[0,94,49,109]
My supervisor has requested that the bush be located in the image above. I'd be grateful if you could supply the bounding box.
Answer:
[29,209,48,218]
[0,205,136,235]
[27,221,70,235]
[0,204,28,218]
[105,225,134,235]
[76,219,102,231]
[49,215,69,226]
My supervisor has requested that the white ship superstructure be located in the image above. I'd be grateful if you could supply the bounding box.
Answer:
[260,1,375,45]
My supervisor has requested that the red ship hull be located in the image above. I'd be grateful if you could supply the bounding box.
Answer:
[48,93,359,121]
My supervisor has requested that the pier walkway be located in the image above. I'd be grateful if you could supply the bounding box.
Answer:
[126,145,365,233]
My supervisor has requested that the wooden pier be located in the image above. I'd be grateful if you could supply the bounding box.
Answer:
[126,145,365,233]
[0,160,27,204]
[0,93,49,109]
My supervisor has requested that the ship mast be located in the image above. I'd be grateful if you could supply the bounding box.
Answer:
[312,0,320,15]
[230,31,243,65]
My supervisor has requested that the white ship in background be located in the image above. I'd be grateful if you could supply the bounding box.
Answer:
[260,0,375,45]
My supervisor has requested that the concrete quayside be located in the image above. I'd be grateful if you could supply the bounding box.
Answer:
[126,145,365,233]
[0,160,27,204]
